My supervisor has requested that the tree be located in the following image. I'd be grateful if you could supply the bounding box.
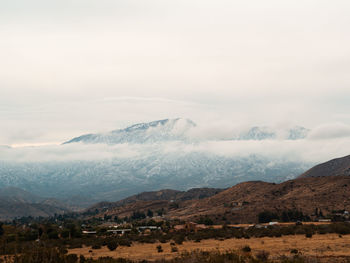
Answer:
[197,216,214,225]
[0,222,4,236]
[156,208,165,216]
[131,211,146,220]
[147,209,154,218]
[258,211,279,223]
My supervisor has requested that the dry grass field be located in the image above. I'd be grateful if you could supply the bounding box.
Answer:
[68,233,350,261]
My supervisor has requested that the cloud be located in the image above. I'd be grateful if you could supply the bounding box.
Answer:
[0,0,350,146]
[2,131,350,165]
[0,143,141,163]
[308,123,350,140]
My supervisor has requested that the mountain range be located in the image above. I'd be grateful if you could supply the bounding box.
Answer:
[1,152,350,220]
[64,118,309,144]
[0,118,313,211]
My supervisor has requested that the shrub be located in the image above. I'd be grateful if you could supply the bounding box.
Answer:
[256,250,270,261]
[174,235,185,245]
[107,241,118,251]
[156,245,163,253]
[118,239,132,247]
[65,254,78,263]
[171,246,178,252]
[242,245,251,252]
[258,211,279,223]
[92,244,101,249]
[305,233,312,238]
[290,249,299,254]
[48,231,59,239]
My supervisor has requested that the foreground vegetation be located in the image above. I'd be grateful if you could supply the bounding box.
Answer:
[1,214,350,263]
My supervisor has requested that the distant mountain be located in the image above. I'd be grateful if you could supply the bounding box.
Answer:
[64,118,196,144]
[287,126,309,140]
[0,187,73,220]
[0,187,42,203]
[235,126,309,140]
[0,154,309,206]
[64,118,309,144]
[237,126,276,140]
[300,155,350,178]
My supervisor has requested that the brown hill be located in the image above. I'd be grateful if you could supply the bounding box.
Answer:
[300,155,350,178]
[86,187,223,215]
[168,176,350,223]
[95,176,350,223]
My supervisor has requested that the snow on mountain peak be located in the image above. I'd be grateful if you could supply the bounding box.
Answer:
[64,119,308,145]
[64,118,196,145]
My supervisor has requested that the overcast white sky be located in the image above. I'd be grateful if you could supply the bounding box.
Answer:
[1,0,350,145]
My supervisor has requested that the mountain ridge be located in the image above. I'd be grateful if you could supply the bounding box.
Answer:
[63,118,309,145]
[299,154,350,178]
[63,118,196,145]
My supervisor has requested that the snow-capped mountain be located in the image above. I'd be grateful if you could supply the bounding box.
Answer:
[64,118,196,144]
[236,126,309,140]
[64,118,309,145]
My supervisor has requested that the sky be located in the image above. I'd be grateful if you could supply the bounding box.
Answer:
[1,0,350,146]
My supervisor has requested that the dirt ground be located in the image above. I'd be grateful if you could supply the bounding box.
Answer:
[68,233,350,261]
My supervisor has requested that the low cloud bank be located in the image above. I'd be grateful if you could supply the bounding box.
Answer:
[307,123,350,140]
[1,135,350,165]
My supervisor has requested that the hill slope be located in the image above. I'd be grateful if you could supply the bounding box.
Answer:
[169,176,350,222]
[95,176,350,223]
[300,155,350,178]
[86,188,224,215]
[0,187,72,220]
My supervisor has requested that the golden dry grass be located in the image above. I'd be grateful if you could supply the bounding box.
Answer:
[68,233,350,261]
